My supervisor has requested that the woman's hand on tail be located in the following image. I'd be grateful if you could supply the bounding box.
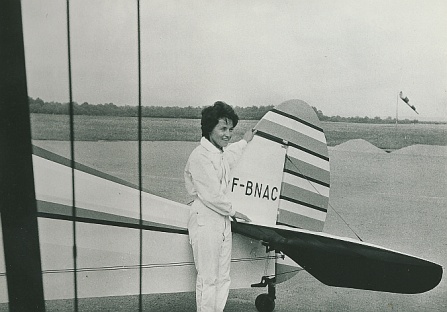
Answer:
[234,211,252,222]
[243,128,256,143]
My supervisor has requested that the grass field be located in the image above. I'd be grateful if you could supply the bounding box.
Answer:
[30,114,446,150]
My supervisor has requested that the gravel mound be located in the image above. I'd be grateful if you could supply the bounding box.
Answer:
[331,139,386,154]
[393,145,447,157]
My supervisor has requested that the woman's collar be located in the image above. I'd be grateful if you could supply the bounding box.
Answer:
[200,137,223,153]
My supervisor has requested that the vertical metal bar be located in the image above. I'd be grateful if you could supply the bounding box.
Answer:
[0,0,46,311]
[65,0,79,311]
[395,93,399,128]
[137,0,143,310]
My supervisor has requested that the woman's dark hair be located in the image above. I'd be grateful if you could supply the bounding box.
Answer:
[201,101,239,139]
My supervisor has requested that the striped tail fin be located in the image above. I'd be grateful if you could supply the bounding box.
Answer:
[229,99,330,231]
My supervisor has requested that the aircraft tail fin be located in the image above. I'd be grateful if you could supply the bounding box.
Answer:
[229,99,330,231]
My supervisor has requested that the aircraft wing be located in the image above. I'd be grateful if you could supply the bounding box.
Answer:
[232,221,443,294]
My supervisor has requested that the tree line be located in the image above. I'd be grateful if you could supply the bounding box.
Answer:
[28,97,273,120]
[28,97,420,124]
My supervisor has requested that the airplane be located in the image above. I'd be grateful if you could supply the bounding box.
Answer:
[0,99,442,312]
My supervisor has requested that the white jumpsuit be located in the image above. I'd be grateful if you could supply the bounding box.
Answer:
[184,137,247,312]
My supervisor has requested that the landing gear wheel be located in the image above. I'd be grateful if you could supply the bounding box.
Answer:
[255,293,275,312]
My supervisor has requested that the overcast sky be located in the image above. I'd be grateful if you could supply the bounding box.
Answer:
[21,0,446,120]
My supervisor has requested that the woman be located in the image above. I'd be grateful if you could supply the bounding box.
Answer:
[184,101,254,312]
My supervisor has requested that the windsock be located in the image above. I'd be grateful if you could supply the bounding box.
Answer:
[399,91,419,114]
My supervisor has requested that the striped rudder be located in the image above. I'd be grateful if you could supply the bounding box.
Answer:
[229,99,329,231]
[261,100,329,231]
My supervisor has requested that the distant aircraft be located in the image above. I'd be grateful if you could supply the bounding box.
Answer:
[0,99,441,312]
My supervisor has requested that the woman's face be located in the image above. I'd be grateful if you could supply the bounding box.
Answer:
[209,118,234,149]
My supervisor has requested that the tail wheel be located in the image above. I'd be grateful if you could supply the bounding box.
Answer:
[255,293,275,312]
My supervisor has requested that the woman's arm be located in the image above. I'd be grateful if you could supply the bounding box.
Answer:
[224,128,256,169]
[233,211,251,222]
[187,151,235,216]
